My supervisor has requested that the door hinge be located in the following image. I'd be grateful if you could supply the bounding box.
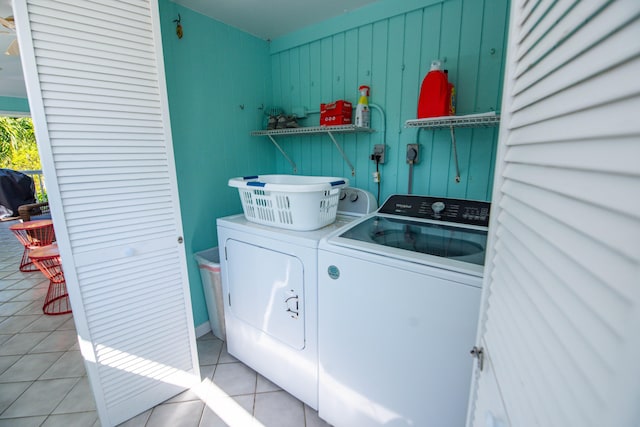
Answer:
[228,293,231,307]
[470,346,484,371]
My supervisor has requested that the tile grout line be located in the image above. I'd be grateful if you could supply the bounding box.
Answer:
[195,393,207,427]
[46,375,83,418]
[0,379,35,419]
[252,364,259,418]
[34,348,70,381]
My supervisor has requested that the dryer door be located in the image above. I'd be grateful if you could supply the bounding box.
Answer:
[226,239,305,350]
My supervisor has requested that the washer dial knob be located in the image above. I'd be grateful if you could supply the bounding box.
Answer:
[431,201,445,214]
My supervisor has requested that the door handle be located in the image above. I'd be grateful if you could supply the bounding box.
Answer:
[285,295,299,319]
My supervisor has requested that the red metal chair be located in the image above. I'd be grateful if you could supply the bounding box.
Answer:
[29,244,71,315]
[9,219,56,272]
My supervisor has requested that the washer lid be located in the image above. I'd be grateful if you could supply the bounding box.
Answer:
[337,215,488,266]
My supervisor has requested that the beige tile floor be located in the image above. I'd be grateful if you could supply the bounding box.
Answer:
[0,219,330,427]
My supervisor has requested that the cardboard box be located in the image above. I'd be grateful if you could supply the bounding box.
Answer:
[321,114,352,126]
[320,100,352,126]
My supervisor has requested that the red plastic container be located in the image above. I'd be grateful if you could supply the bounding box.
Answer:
[417,69,454,118]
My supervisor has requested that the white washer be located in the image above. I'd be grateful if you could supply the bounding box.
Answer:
[216,187,376,409]
[317,194,490,427]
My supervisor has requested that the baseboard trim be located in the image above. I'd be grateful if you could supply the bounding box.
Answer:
[195,321,212,338]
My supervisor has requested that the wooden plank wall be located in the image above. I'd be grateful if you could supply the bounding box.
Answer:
[159,1,273,326]
[269,0,509,203]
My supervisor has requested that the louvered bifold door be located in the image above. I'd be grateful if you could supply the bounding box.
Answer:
[470,1,640,427]
[13,1,200,425]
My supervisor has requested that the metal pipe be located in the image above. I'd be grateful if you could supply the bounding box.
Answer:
[369,103,386,145]
[408,162,414,194]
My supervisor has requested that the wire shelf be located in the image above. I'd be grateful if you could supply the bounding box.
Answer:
[251,125,375,176]
[251,125,375,136]
[405,113,500,129]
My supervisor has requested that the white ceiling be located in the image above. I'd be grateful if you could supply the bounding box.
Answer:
[171,0,379,40]
[0,0,379,100]
[0,0,26,99]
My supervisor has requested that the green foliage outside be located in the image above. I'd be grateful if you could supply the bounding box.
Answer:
[0,117,40,169]
[0,116,47,201]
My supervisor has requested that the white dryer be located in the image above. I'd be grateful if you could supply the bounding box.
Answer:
[317,194,490,427]
[216,187,376,409]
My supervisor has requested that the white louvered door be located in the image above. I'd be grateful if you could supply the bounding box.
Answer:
[470,1,640,427]
[13,1,200,425]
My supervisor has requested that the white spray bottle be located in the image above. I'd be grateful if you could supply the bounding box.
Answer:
[355,85,370,128]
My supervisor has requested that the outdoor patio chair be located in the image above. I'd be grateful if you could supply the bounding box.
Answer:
[18,201,50,222]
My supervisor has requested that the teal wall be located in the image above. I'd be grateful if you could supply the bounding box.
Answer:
[158,0,273,326]
[158,0,508,328]
[0,1,508,330]
[0,96,30,113]
[269,0,508,202]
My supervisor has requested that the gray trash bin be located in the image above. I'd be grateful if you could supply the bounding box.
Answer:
[194,247,226,341]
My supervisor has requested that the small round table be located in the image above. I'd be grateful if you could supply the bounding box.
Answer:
[9,219,56,272]
[29,244,71,315]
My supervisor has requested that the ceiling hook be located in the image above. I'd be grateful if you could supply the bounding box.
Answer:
[173,14,183,39]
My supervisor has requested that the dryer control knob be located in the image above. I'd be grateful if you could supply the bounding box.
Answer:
[349,192,359,202]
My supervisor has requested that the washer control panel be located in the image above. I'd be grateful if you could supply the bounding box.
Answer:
[378,194,491,227]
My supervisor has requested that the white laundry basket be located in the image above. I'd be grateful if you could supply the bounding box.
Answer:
[228,175,349,231]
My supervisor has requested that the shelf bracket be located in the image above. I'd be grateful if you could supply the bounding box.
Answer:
[267,134,297,173]
[326,131,356,176]
[251,124,373,176]
[449,126,461,183]
[404,113,501,184]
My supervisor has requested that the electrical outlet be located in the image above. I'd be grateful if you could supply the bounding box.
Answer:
[371,144,386,164]
[406,144,419,164]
